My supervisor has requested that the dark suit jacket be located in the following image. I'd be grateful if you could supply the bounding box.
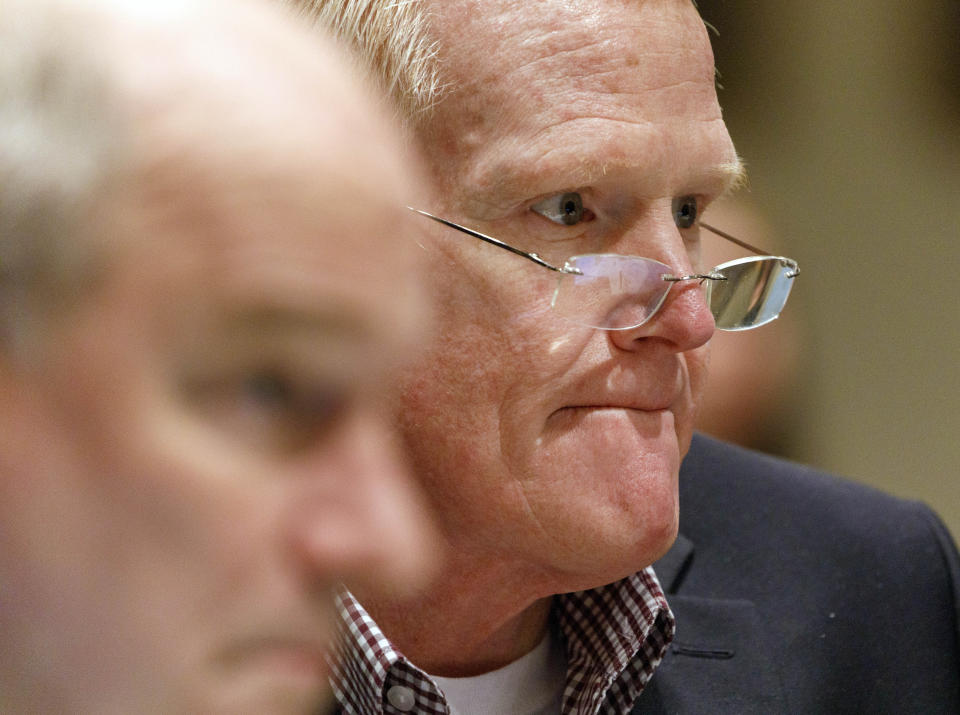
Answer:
[636,434,960,714]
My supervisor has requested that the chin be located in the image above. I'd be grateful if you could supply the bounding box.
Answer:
[643,505,681,564]
[188,665,332,715]
[620,480,679,578]
[553,499,680,593]
[199,687,331,715]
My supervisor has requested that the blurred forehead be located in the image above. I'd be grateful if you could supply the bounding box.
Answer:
[101,5,428,356]
[130,129,424,353]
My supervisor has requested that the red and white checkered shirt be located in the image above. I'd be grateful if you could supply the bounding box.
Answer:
[327,567,674,714]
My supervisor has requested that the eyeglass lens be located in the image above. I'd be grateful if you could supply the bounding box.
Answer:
[705,256,795,331]
[552,255,673,330]
[553,254,795,331]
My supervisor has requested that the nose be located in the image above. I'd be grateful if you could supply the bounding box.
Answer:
[607,218,716,353]
[287,408,438,595]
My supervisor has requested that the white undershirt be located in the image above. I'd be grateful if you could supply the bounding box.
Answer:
[430,629,566,715]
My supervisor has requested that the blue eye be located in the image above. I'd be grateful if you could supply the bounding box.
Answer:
[532,192,585,226]
[672,195,699,229]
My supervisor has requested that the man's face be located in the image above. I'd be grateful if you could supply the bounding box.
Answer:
[398,0,739,589]
[0,63,431,713]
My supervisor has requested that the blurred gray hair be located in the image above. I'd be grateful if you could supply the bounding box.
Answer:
[0,0,127,354]
[282,0,444,124]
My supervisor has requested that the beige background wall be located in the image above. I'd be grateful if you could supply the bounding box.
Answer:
[699,1,960,537]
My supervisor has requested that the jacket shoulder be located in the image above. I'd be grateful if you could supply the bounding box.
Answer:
[680,433,952,556]
[665,433,960,712]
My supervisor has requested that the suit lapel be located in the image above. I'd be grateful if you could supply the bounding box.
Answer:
[635,536,788,714]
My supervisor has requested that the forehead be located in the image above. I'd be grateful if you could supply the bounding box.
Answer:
[180,167,422,351]
[423,0,737,206]
[436,0,715,102]
[106,72,427,361]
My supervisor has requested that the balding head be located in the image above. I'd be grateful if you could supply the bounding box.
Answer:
[0,0,424,354]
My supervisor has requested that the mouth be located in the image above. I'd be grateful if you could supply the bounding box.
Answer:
[546,404,677,433]
[564,403,664,410]
[553,402,674,416]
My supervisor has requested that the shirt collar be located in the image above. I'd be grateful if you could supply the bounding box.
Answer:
[328,567,674,715]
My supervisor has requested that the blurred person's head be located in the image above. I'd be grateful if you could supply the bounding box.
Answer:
[0,0,433,711]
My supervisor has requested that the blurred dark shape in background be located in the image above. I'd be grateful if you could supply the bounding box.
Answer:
[696,0,960,537]
[696,196,803,457]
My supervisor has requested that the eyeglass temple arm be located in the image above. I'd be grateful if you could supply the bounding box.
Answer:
[701,221,800,277]
[409,208,798,280]
[408,208,577,274]
[700,221,767,255]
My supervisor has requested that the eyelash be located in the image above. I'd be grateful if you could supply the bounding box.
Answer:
[672,195,702,230]
[530,191,595,227]
[532,192,706,231]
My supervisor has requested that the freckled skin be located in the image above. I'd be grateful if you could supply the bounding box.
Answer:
[360,0,739,676]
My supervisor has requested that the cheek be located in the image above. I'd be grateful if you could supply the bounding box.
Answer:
[392,248,592,469]
[402,258,539,409]
[390,317,588,506]
[390,326,499,477]
[393,285,582,426]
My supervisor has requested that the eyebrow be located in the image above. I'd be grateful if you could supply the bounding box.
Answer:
[200,306,376,367]
[223,306,371,343]
[195,308,379,382]
[465,143,749,214]
[714,158,749,197]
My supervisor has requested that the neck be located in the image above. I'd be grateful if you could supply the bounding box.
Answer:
[350,556,556,677]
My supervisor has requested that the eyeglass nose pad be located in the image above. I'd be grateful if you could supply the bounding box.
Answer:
[663,271,727,284]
